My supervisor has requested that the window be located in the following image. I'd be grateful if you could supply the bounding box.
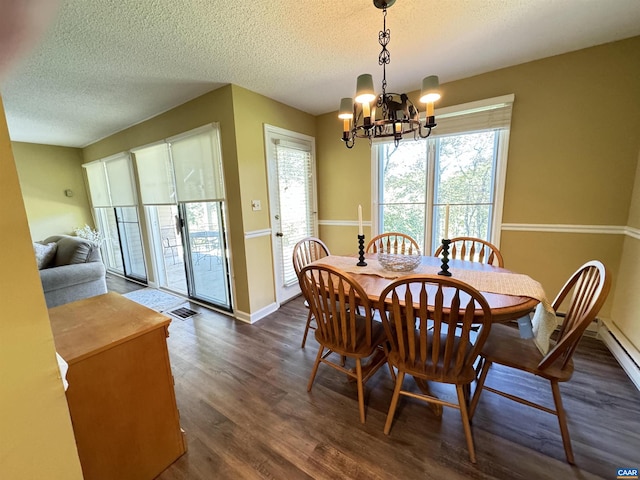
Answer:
[374,95,513,255]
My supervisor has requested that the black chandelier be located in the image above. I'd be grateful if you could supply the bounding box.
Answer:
[339,0,441,148]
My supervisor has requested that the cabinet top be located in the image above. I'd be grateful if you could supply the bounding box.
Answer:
[49,292,171,364]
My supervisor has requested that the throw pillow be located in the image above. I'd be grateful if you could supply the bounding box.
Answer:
[33,242,57,270]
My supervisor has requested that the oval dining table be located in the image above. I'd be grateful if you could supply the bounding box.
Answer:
[314,253,540,322]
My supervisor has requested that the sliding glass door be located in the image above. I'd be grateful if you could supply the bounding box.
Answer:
[182,201,230,307]
[85,153,147,283]
[94,206,147,282]
[135,124,232,311]
[147,202,231,309]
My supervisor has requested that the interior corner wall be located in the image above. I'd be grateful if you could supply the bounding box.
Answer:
[0,98,84,478]
[229,85,316,313]
[315,36,640,323]
[315,108,372,255]
[610,149,640,351]
[12,141,93,241]
[81,85,251,311]
[82,84,317,317]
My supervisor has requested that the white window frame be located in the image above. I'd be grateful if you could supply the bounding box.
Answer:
[371,94,514,254]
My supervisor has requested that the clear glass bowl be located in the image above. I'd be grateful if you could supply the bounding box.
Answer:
[377,251,422,272]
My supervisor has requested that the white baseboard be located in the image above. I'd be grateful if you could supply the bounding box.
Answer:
[234,302,279,324]
[598,319,640,391]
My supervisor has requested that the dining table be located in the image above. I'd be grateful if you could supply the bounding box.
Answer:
[311,253,557,354]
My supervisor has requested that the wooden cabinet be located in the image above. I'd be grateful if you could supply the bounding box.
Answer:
[49,292,186,480]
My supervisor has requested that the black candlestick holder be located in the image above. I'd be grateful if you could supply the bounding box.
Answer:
[357,234,367,266]
[438,238,452,276]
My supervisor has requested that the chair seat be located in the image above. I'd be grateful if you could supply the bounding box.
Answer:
[481,323,573,382]
[315,315,387,359]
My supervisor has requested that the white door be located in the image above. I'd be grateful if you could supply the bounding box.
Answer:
[265,125,317,304]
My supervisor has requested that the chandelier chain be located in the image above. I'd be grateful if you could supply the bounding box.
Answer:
[378,7,390,97]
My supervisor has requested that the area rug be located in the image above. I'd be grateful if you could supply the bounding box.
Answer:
[123,288,186,313]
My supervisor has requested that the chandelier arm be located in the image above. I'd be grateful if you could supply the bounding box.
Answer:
[418,124,433,139]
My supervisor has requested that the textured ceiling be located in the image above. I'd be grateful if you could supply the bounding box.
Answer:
[2,0,640,148]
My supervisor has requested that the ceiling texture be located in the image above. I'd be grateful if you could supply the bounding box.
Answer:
[2,0,640,148]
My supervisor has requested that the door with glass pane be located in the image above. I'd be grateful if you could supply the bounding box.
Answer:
[265,126,317,304]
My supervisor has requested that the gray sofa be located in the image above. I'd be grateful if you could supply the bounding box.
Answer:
[38,235,108,308]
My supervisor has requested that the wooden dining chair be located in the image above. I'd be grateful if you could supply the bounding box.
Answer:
[300,264,389,424]
[366,232,420,255]
[434,236,504,267]
[377,275,492,463]
[292,237,330,348]
[469,260,611,464]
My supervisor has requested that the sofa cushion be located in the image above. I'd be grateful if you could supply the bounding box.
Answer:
[34,242,58,269]
[51,236,96,266]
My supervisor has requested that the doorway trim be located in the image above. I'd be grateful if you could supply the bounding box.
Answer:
[264,124,317,306]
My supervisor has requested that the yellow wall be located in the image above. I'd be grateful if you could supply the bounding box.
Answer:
[611,151,640,348]
[316,103,372,255]
[83,84,317,316]
[12,142,93,240]
[316,36,640,337]
[12,36,639,344]
[82,85,250,310]
[230,85,316,312]
[0,98,83,478]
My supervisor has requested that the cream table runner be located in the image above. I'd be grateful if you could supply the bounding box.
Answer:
[312,255,557,355]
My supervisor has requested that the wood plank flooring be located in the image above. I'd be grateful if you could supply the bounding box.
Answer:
[107,275,640,480]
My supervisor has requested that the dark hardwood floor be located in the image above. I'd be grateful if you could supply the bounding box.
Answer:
[107,274,640,479]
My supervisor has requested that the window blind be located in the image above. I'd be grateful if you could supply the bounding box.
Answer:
[274,139,314,287]
[104,154,137,206]
[133,143,176,205]
[168,125,225,202]
[83,161,110,207]
[83,153,137,207]
[431,95,514,137]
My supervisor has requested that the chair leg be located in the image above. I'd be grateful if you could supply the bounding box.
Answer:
[383,342,395,381]
[384,371,405,435]
[551,380,575,465]
[307,347,324,392]
[457,384,477,464]
[301,309,314,348]
[355,359,366,424]
[469,358,492,419]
